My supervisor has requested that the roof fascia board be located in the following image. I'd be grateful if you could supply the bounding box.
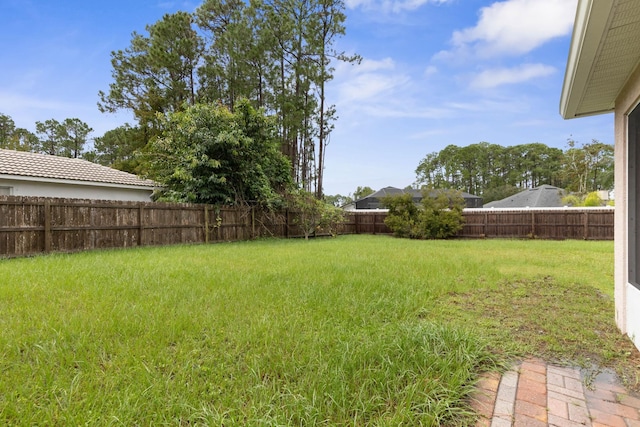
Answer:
[0,174,156,191]
[560,0,615,119]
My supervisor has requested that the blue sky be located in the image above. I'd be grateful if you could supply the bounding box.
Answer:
[0,0,614,197]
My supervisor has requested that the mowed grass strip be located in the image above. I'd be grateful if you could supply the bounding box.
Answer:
[0,235,631,425]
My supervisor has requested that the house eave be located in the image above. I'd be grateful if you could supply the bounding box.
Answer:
[0,174,156,192]
[560,0,616,119]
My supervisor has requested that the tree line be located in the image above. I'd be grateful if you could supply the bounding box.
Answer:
[415,140,613,203]
[98,0,358,198]
[2,0,356,203]
[0,114,93,159]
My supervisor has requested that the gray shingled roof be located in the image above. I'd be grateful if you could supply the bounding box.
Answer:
[363,186,409,199]
[484,185,566,208]
[359,186,482,201]
[0,149,156,188]
[355,186,483,209]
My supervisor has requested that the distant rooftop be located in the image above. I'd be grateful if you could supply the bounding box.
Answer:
[359,186,481,201]
[355,186,483,209]
[0,149,156,188]
[484,185,565,208]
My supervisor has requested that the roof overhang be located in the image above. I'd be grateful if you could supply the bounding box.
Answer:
[560,0,640,119]
[0,174,156,192]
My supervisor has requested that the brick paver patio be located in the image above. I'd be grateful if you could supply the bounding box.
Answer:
[471,358,640,427]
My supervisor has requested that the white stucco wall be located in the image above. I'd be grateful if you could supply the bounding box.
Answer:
[0,177,154,202]
[614,63,640,345]
[627,283,640,349]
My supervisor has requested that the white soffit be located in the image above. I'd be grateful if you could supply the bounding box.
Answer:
[561,0,640,119]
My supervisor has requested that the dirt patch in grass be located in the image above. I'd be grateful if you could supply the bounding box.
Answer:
[436,277,640,391]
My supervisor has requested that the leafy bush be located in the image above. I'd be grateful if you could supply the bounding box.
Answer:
[288,190,346,239]
[420,190,466,239]
[382,189,465,239]
[562,192,604,207]
[584,191,603,207]
[145,99,292,208]
[381,193,419,238]
[561,194,582,207]
[319,203,348,237]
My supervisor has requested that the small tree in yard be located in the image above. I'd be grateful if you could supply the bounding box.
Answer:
[144,100,292,208]
[420,190,465,239]
[382,189,465,239]
[320,203,348,237]
[381,193,419,238]
[289,190,346,239]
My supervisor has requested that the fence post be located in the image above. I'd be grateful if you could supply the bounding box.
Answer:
[204,205,209,244]
[286,209,290,238]
[355,212,359,234]
[484,211,488,238]
[584,211,589,240]
[89,201,96,250]
[252,207,255,239]
[138,204,144,246]
[531,211,535,238]
[43,199,51,253]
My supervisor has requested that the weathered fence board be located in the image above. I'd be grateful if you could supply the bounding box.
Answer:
[459,208,614,240]
[342,212,391,235]
[0,195,614,258]
[344,208,614,240]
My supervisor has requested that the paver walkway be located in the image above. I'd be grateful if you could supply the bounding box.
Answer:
[470,358,640,426]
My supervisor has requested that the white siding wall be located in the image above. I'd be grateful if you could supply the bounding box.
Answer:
[615,64,640,348]
[627,283,640,348]
[0,178,153,202]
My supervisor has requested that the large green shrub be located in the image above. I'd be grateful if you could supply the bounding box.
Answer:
[289,190,346,239]
[381,193,419,238]
[145,99,292,208]
[583,191,603,207]
[420,190,466,239]
[382,189,465,239]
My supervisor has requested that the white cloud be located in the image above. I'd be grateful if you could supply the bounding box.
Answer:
[345,0,451,13]
[469,63,556,89]
[351,57,395,73]
[424,65,438,77]
[331,57,455,119]
[333,57,410,104]
[340,73,409,102]
[446,0,577,58]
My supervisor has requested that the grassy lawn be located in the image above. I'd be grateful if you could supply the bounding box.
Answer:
[0,235,636,425]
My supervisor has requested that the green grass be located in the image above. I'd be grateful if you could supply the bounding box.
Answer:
[0,235,635,425]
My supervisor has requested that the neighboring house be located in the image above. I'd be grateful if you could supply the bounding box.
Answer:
[483,185,566,209]
[341,202,357,211]
[0,149,157,202]
[560,0,640,349]
[354,186,483,209]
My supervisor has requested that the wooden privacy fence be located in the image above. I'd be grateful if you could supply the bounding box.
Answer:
[340,208,615,240]
[459,208,614,240]
[0,196,614,258]
[0,196,301,258]
[341,211,391,235]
